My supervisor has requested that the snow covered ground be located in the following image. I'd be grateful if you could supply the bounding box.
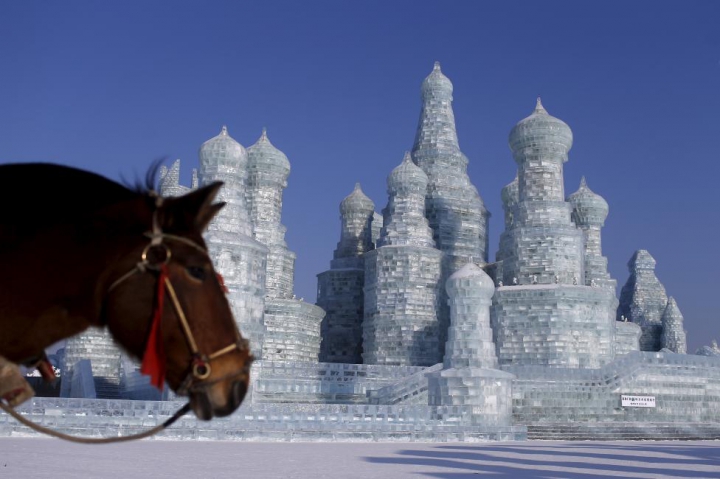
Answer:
[1,438,719,478]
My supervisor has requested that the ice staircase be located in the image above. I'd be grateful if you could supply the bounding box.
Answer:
[507,351,720,438]
[251,361,427,404]
[367,363,442,405]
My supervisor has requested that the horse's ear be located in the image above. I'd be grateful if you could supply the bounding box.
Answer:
[196,201,226,232]
[163,181,224,232]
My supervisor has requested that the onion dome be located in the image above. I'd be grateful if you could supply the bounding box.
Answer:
[199,125,247,173]
[247,128,290,180]
[446,262,495,300]
[388,152,428,193]
[508,98,573,162]
[567,176,609,226]
[501,173,519,207]
[628,249,656,272]
[421,61,453,100]
[341,182,374,215]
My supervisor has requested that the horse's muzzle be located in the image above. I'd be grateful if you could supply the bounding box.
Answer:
[190,379,248,420]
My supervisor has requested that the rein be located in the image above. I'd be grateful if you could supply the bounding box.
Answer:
[0,192,243,444]
[0,401,191,444]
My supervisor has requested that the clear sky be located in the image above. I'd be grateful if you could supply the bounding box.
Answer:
[1,1,718,352]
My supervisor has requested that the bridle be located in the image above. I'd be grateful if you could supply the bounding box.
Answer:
[107,192,248,396]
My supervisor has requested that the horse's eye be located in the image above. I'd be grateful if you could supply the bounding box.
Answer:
[187,266,207,281]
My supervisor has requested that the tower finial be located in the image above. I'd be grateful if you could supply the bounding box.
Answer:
[261,127,267,138]
[402,151,413,163]
[580,176,587,187]
[354,182,361,191]
[535,97,545,112]
[433,61,441,71]
[221,125,228,135]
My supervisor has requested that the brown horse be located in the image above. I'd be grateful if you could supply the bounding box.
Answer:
[0,162,252,420]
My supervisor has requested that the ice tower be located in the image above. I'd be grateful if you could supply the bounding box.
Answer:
[491,99,616,368]
[60,329,121,398]
[198,126,268,359]
[567,177,616,291]
[159,159,198,197]
[317,183,375,363]
[617,250,668,351]
[428,262,514,426]
[411,62,489,353]
[363,153,443,366]
[247,129,325,362]
[661,297,687,354]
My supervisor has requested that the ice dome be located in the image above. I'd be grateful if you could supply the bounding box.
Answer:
[509,98,573,162]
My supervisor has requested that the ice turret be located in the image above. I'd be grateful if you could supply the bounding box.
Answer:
[318,183,375,364]
[618,249,668,351]
[377,152,434,248]
[245,129,324,362]
[428,262,514,425]
[333,183,375,266]
[247,128,295,299]
[661,297,687,354]
[568,177,616,290]
[199,125,254,237]
[500,99,584,285]
[159,159,196,197]
[491,100,616,369]
[411,62,489,357]
[199,125,268,359]
[443,263,498,370]
[363,152,443,366]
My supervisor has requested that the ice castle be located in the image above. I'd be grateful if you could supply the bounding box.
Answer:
[6,63,720,442]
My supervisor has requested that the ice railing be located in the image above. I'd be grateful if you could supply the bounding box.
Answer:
[367,363,443,405]
[252,361,427,403]
[0,398,526,442]
[506,351,720,423]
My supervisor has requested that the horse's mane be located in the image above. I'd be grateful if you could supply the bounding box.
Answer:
[0,161,164,235]
[119,157,164,195]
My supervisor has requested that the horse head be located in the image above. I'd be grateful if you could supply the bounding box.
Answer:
[104,182,252,420]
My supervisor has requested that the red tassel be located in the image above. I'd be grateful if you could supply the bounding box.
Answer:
[140,264,168,390]
[217,273,229,294]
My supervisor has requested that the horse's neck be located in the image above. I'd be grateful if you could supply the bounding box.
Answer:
[0,197,153,362]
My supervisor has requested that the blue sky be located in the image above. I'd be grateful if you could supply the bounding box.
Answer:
[1,1,718,352]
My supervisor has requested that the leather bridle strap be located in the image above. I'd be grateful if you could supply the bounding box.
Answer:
[106,192,244,390]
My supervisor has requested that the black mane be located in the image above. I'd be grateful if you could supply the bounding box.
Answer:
[0,162,164,234]
[119,157,166,195]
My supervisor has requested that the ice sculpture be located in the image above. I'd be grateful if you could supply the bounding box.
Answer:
[246,129,294,299]
[318,183,375,363]
[411,62,489,355]
[567,176,616,291]
[617,249,668,351]
[60,328,121,398]
[428,263,514,425]
[159,159,197,197]
[246,129,325,362]
[661,297,687,354]
[363,152,443,366]
[411,62,489,268]
[199,126,268,359]
[491,99,616,368]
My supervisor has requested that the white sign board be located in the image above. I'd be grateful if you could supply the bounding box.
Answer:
[621,395,656,408]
